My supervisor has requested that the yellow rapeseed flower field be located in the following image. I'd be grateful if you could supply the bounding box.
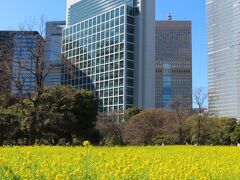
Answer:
[0,145,240,179]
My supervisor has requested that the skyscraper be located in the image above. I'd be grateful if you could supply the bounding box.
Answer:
[0,31,44,95]
[155,16,192,111]
[207,0,240,119]
[44,21,66,87]
[0,32,13,94]
[62,0,155,116]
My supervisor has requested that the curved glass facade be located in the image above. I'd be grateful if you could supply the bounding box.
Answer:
[68,0,139,25]
[62,5,135,114]
[64,0,156,117]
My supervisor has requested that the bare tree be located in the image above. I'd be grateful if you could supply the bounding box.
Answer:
[0,18,63,145]
[193,87,208,144]
[171,96,190,144]
[96,118,125,146]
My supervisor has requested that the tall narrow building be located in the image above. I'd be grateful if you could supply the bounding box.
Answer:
[62,0,155,117]
[155,16,192,111]
[44,21,66,87]
[207,0,240,119]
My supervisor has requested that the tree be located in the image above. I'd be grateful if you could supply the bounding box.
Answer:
[193,87,208,144]
[1,18,63,145]
[123,109,173,145]
[96,119,125,146]
[0,95,23,146]
[208,118,237,145]
[37,86,99,145]
[171,96,190,144]
[124,107,142,121]
[184,114,212,144]
[0,24,45,145]
[0,85,100,146]
[231,124,240,144]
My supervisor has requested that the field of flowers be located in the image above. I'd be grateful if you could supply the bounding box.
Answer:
[0,145,240,179]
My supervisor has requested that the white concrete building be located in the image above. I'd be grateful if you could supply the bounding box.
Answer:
[207,0,240,119]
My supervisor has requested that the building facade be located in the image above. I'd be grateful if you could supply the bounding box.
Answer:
[0,32,13,93]
[155,18,192,111]
[0,31,44,95]
[62,0,155,116]
[207,0,240,119]
[44,21,66,87]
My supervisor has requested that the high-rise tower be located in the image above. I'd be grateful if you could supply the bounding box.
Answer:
[62,0,155,117]
[155,17,192,111]
[44,21,66,87]
[207,0,240,119]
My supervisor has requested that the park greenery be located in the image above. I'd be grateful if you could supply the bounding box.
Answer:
[1,85,240,146]
[0,86,99,146]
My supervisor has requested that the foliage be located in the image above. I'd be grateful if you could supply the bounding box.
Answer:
[231,125,240,144]
[96,119,125,146]
[184,116,238,145]
[123,109,173,145]
[2,86,240,146]
[207,118,237,145]
[0,95,23,146]
[123,107,142,121]
[0,86,100,146]
[122,108,240,146]
[37,86,99,144]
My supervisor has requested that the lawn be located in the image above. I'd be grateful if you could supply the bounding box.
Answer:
[0,145,239,179]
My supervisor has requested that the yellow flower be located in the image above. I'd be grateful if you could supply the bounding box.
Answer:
[55,174,65,180]
[83,140,91,147]
[123,167,131,176]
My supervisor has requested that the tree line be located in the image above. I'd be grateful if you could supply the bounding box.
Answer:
[97,108,240,146]
[1,85,240,146]
[96,88,240,146]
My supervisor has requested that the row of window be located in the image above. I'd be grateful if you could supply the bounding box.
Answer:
[63,31,134,54]
[65,42,125,56]
[99,105,124,112]
[99,95,134,106]
[65,6,126,36]
[63,21,125,45]
[63,35,125,55]
[64,50,134,65]
[62,76,134,88]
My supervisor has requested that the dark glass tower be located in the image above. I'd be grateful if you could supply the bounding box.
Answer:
[155,19,192,111]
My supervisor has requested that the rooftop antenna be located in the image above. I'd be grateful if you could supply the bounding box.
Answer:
[168,13,172,21]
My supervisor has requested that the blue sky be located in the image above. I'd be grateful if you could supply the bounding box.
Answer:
[0,0,208,90]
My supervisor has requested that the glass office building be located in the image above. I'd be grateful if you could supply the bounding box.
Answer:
[63,0,156,116]
[207,0,240,119]
[44,21,66,87]
[0,31,44,95]
[155,19,192,111]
